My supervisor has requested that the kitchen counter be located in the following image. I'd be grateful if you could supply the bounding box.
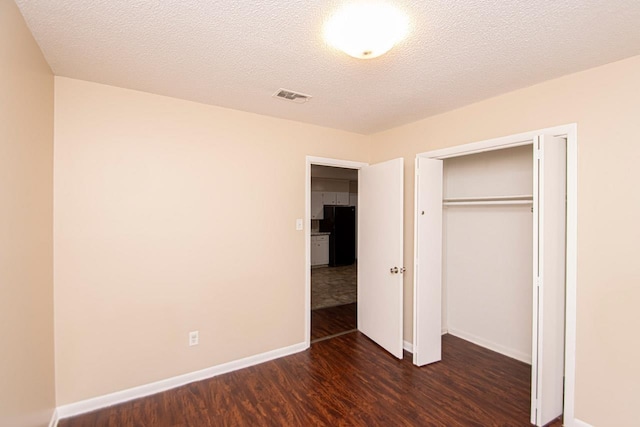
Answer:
[311,231,331,236]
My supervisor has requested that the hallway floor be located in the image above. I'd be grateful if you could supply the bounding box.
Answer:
[311,263,356,310]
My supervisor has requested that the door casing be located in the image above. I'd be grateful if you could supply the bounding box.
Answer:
[305,156,367,346]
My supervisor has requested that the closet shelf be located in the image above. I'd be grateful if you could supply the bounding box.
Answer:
[443,194,533,207]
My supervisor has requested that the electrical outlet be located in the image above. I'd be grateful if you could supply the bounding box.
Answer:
[189,331,199,346]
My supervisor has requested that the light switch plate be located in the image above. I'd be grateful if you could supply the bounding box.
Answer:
[296,219,303,230]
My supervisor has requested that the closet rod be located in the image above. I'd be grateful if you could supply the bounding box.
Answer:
[443,194,533,207]
[443,200,533,207]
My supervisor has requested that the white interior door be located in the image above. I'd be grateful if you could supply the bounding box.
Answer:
[413,157,443,366]
[531,135,567,426]
[358,158,404,358]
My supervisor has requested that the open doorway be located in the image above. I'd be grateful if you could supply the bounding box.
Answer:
[310,165,358,343]
[305,155,404,358]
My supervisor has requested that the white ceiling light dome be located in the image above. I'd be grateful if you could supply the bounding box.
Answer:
[324,2,410,59]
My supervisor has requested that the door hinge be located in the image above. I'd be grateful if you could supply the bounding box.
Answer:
[536,277,542,288]
[534,147,543,161]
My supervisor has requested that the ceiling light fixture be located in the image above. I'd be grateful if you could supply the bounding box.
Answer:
[324,2,409,59]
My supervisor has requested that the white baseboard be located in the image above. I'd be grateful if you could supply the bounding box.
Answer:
[447,327,531,364]
[404,330,448,355]
[48,409,58,427]
[56,341,307,420]
[572,419,593,427]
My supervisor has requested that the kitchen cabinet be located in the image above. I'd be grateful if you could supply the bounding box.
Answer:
[321,191,336,205]
[321,191,349,206]
[336,192,349,206]
[311,235,329,266]
[311,191,324,219]
[349,192,358,207]
[311,191,350,220]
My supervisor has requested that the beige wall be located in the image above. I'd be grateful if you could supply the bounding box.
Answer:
[370,55,640,427]
[53,77,369,404]
[0,1,55,426]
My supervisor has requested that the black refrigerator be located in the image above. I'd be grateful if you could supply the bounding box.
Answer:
[319,206,356,266]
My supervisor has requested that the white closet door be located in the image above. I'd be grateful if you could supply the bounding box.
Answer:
[358,158,404,359]
[531,135,567,426]
[413,157,443,366]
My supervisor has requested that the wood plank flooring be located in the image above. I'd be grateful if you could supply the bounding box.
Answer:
[59,333,562,426]
[311,303,357,342]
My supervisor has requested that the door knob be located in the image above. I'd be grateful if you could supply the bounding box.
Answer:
[390,266,399,274]
[400,267,406,274]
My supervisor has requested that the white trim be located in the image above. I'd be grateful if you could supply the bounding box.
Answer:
[563,124,578,425]
[415,123,578,426]
[49,409,59,427]
[572,419,594,427]
[305,156,367,347]
[56,341,307,420]
[306,156,368,170]
[416,124,572,160]
[420,137,534,159]
[405,329,449,356]
[447,328,532,364]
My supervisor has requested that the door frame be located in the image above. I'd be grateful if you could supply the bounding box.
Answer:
[413,123,578,425]
[304,156,368,347]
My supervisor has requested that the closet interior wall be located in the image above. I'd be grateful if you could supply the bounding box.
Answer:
[442,145,534,363]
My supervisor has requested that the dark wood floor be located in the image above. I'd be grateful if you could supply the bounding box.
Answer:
[311,302,357,342]
[59,333,562,426]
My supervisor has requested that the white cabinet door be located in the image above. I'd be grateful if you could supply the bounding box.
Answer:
[359,158,404,359]
[310,237,319,266]
[318,237,329,265]
[336,192,349,205]
[311,192,324,219]
[311,236,329,266]
[322,191,337,205]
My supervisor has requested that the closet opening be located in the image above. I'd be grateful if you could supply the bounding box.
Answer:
[413,126,576,427]
[441,144,536,366]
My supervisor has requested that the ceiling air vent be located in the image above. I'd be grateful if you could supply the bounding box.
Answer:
[273,88,312,104]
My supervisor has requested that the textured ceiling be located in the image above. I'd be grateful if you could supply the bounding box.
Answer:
[15,0,640,134]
